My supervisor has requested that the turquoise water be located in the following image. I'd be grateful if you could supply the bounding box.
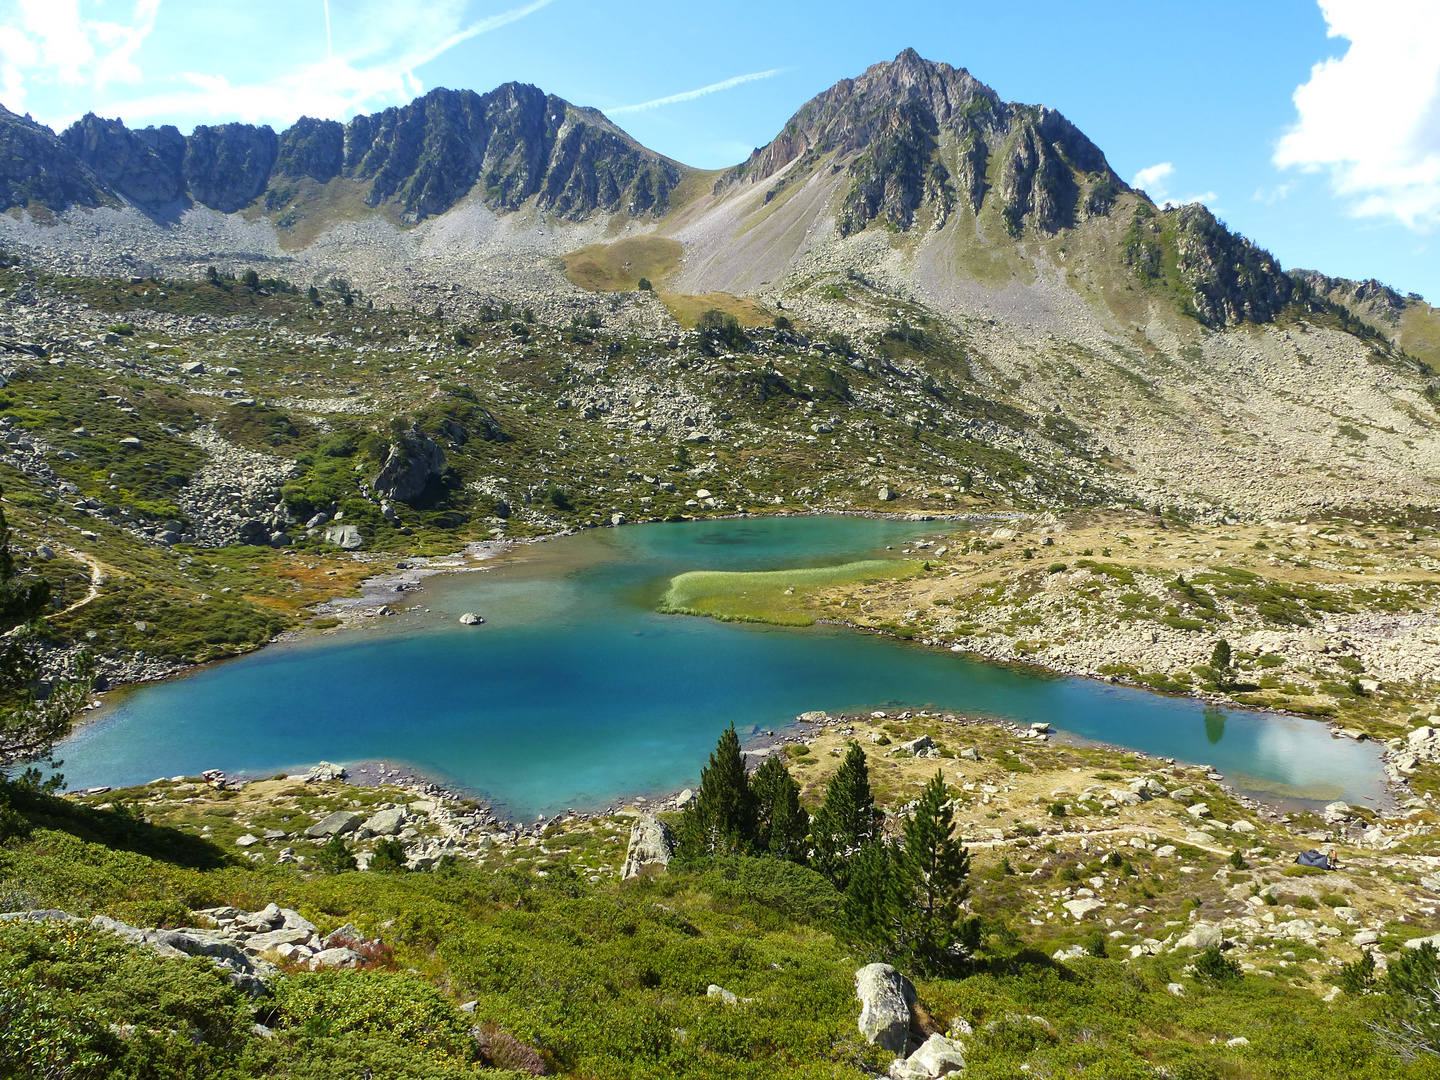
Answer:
[60,516,1386,816]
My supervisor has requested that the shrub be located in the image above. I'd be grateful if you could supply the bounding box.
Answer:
[273,971,476,1064]
[636,277,652,292]
[1085,930,1109,957]
[1337,950,1377,994]
[1193,945,1241,982]
[316,834,357,874]
[370,837,407,873]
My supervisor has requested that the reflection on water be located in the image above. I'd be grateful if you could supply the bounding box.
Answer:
[60,516,1389,817]
[1204,706,1226,745]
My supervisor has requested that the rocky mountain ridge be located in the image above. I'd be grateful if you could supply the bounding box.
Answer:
[5,82,684,227]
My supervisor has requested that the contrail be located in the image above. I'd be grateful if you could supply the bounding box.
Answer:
[406,0,556,69]
[608,68,787,115]
[323,0,333,60]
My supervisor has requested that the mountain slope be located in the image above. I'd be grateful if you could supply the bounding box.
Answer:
[0,51,1435,528]
[6,85,685,230]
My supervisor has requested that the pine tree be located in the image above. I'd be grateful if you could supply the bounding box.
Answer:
[0,496,93,784]
[893,771,973,973]
[677,724,755,858]
[841,771,975,975]
[751,756,809,862]
[811,741,882,887]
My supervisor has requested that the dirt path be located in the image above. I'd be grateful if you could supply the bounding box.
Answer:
[54,546,110,617]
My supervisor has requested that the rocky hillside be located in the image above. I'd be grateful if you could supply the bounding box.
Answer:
[4,84,684,226]
[0,50,1434,536]
[719,48,1118,241]
[1293,269,1440,369]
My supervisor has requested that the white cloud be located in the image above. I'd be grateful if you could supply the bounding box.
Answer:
[1131,162,1174,197]
[0,0,555,130]
[608,68,786,116]
[1275,0,1440,230]
[1130,163,1216,210]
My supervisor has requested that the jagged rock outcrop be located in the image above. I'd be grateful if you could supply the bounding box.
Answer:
[1121,201,1295,328]
[1170,204,1293,328]
[370,422,446,504]
[275,117,345,182]
[55,113,279,214]
[18,85,681,223]
[345,84,681,222]
[723,49,1123,239]
[60,114,186,206]
[182,123,280,214]
[0,105,110,212]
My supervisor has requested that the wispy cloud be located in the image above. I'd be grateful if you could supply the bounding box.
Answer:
[1130,162,1216,210]
[2,0,556,130]
[608,68,786,116]
[0,0,164,114]
[1275,0,1440,231]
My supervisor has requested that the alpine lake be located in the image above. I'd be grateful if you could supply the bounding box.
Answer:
[60,515,1387,818]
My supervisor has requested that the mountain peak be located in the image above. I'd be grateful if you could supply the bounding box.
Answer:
[721,47,1118,240]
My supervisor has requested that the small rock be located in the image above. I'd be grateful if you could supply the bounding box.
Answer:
[458,612,485,625]
[310,947,363,969]
[706,984,738,1005]
[889,1033,966,1080]
[1167,983,1186,997]
[1063,898,1105,920]
[234,834,260,848]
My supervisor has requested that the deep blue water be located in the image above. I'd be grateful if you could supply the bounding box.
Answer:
[60,516,1386,816]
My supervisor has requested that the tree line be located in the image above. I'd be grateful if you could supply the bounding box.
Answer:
[675,724,977,975]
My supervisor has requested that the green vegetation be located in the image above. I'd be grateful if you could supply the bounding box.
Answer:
[660,560,918,625]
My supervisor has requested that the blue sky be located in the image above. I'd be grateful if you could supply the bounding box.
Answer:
[1,0,1437,302]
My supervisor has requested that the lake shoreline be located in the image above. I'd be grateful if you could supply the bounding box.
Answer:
[63,512,1399,815]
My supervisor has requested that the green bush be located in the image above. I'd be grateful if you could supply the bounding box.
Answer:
[371,837,408,873]
[273,971,476,1063]
[316,835,357,875]
[1193,945,1241,983]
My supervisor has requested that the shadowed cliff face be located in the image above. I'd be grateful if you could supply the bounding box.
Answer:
[26,83,682,225]
[0,105,111,212]
[722,48,1122,241]
[1,52,1316,331]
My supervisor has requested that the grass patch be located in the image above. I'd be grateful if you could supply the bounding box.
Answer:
[660,560,919,625]
[658,291,772,329]
[562,236,684,292]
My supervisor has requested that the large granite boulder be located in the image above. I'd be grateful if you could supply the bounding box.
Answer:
[371,423,447,505]
[361,807,407,836]
[304,811,362,838]
[323,523,363,550]
[856,963,917,1053]
[621,814,674,879]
